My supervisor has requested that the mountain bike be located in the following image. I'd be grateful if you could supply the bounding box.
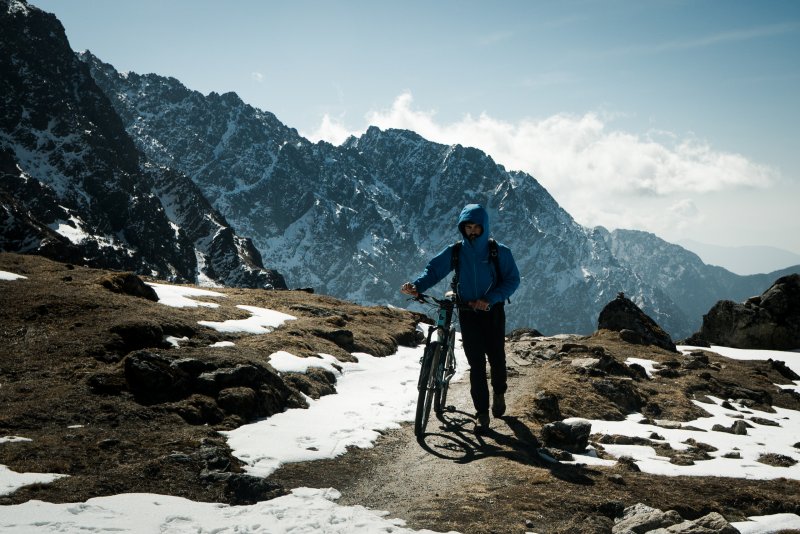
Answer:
[413,291,458,437]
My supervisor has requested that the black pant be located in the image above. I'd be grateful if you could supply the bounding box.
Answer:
[458,304,507,414]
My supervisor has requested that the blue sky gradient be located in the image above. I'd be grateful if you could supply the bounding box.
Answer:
[32,0,800,261]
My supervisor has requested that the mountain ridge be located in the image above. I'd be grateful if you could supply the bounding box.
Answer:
[0,0,286,289]
[82,52,789,338]
[678,238,800,275]
[3,0,798,338]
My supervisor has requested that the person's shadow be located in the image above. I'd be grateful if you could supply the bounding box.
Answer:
[417,411,595,485]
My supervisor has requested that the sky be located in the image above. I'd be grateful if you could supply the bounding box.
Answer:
[2,274,800,532]
[28,0,800,267]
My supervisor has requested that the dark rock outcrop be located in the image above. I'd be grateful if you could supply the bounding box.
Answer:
[540,419,591,453]
[597,293,677,352]
[99,272,159,301]
[0,1,285,289]
[612,503,739,534]
[694,274,800,350]
[87,350,306,424]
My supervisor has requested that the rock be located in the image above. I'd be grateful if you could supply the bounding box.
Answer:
[571,357,602,370]
[283,367,338,399]
[647,512,740,533]
[540,447,574,461]
[121,350,299,422]
[597,294,677,352]
[200,471,286,505]
[572,350,635,378]
[87,371,127,395]
[691,511,741,533]
[508,328,544,340]
[749,417,780,427]
[167,394,225,425]
[106,321,167,354]
[711,420,751,435]
[531,391,562,422]
[216,387,259,419]
[680,332,710,347]
[591,378,646,414]
[613,505,738,534]
[615,456,641,472]
[681,352,710,373]
[124,350,190,402]
[757,453,798,467]
[770,359,800,381]
[314,328,355,351]
[597,501,626,519]
[694,273,800,350]
[608,473,625,484]
[98,272,159,301]
[540,419,591,453]
[562,343,589,353]
[613,503,683,533]
[196,364,273,394]
[620,329,644,345]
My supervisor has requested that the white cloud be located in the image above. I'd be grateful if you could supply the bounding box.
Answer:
[305,92,781,244]
[305,114,357,146]
[669,198,700,219]
[251,71,265,82]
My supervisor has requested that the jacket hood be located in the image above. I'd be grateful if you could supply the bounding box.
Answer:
[458,204,490,249]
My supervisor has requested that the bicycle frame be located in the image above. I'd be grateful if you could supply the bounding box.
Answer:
[413,291,458,437]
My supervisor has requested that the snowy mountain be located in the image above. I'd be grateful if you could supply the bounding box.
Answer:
[601,229,799,337]
[678,238,800,276]
[77,48,800,338]
[0,0,285,289]
[4,0,796,337]
[77,52,684,335]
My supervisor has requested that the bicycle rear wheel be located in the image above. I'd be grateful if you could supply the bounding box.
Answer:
[414,342,441,437]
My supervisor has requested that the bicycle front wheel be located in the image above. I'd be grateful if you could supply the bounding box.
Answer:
[414,341,441,437]
[435,327,456,414]
[435,341,455,414]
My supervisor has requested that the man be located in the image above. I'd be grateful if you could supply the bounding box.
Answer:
[401,203,520,431]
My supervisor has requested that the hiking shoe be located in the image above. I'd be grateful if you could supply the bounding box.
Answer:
[492,392,506,417]
[476,411,490,431]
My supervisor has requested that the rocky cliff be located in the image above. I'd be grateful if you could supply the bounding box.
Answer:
[0,0,285,288]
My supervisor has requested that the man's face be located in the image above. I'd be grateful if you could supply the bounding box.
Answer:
[464,223,483,241]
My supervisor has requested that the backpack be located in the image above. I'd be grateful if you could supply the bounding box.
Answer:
[450,238,507,302]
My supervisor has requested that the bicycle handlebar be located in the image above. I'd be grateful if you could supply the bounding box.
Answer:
[411,292,457,307]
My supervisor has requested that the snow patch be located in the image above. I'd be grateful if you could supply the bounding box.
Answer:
[0,271,27,281]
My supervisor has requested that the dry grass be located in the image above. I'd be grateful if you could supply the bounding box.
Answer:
[2,252,800,533]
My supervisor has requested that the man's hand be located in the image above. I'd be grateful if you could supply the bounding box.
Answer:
[400,282,419,297]
[469,299,491,311]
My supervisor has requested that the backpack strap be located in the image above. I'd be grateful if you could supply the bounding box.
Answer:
[450,241,462,293]
[489,238,510,304]
[488,238,500,274]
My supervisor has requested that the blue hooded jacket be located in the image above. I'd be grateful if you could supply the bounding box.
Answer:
[412,204,520,306]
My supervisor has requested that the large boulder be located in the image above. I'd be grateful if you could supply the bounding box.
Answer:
[597,293,677,352]
[540,419,591,453]
[612,503,739,534]
[694,274,800,350]
[99,272,159,301]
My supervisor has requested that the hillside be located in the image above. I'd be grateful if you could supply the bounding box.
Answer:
[3,0,799,342]
[2,253,799,533]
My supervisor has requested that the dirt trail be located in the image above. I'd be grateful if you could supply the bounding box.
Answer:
[266,345,800,534]
[268,361,589,534]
